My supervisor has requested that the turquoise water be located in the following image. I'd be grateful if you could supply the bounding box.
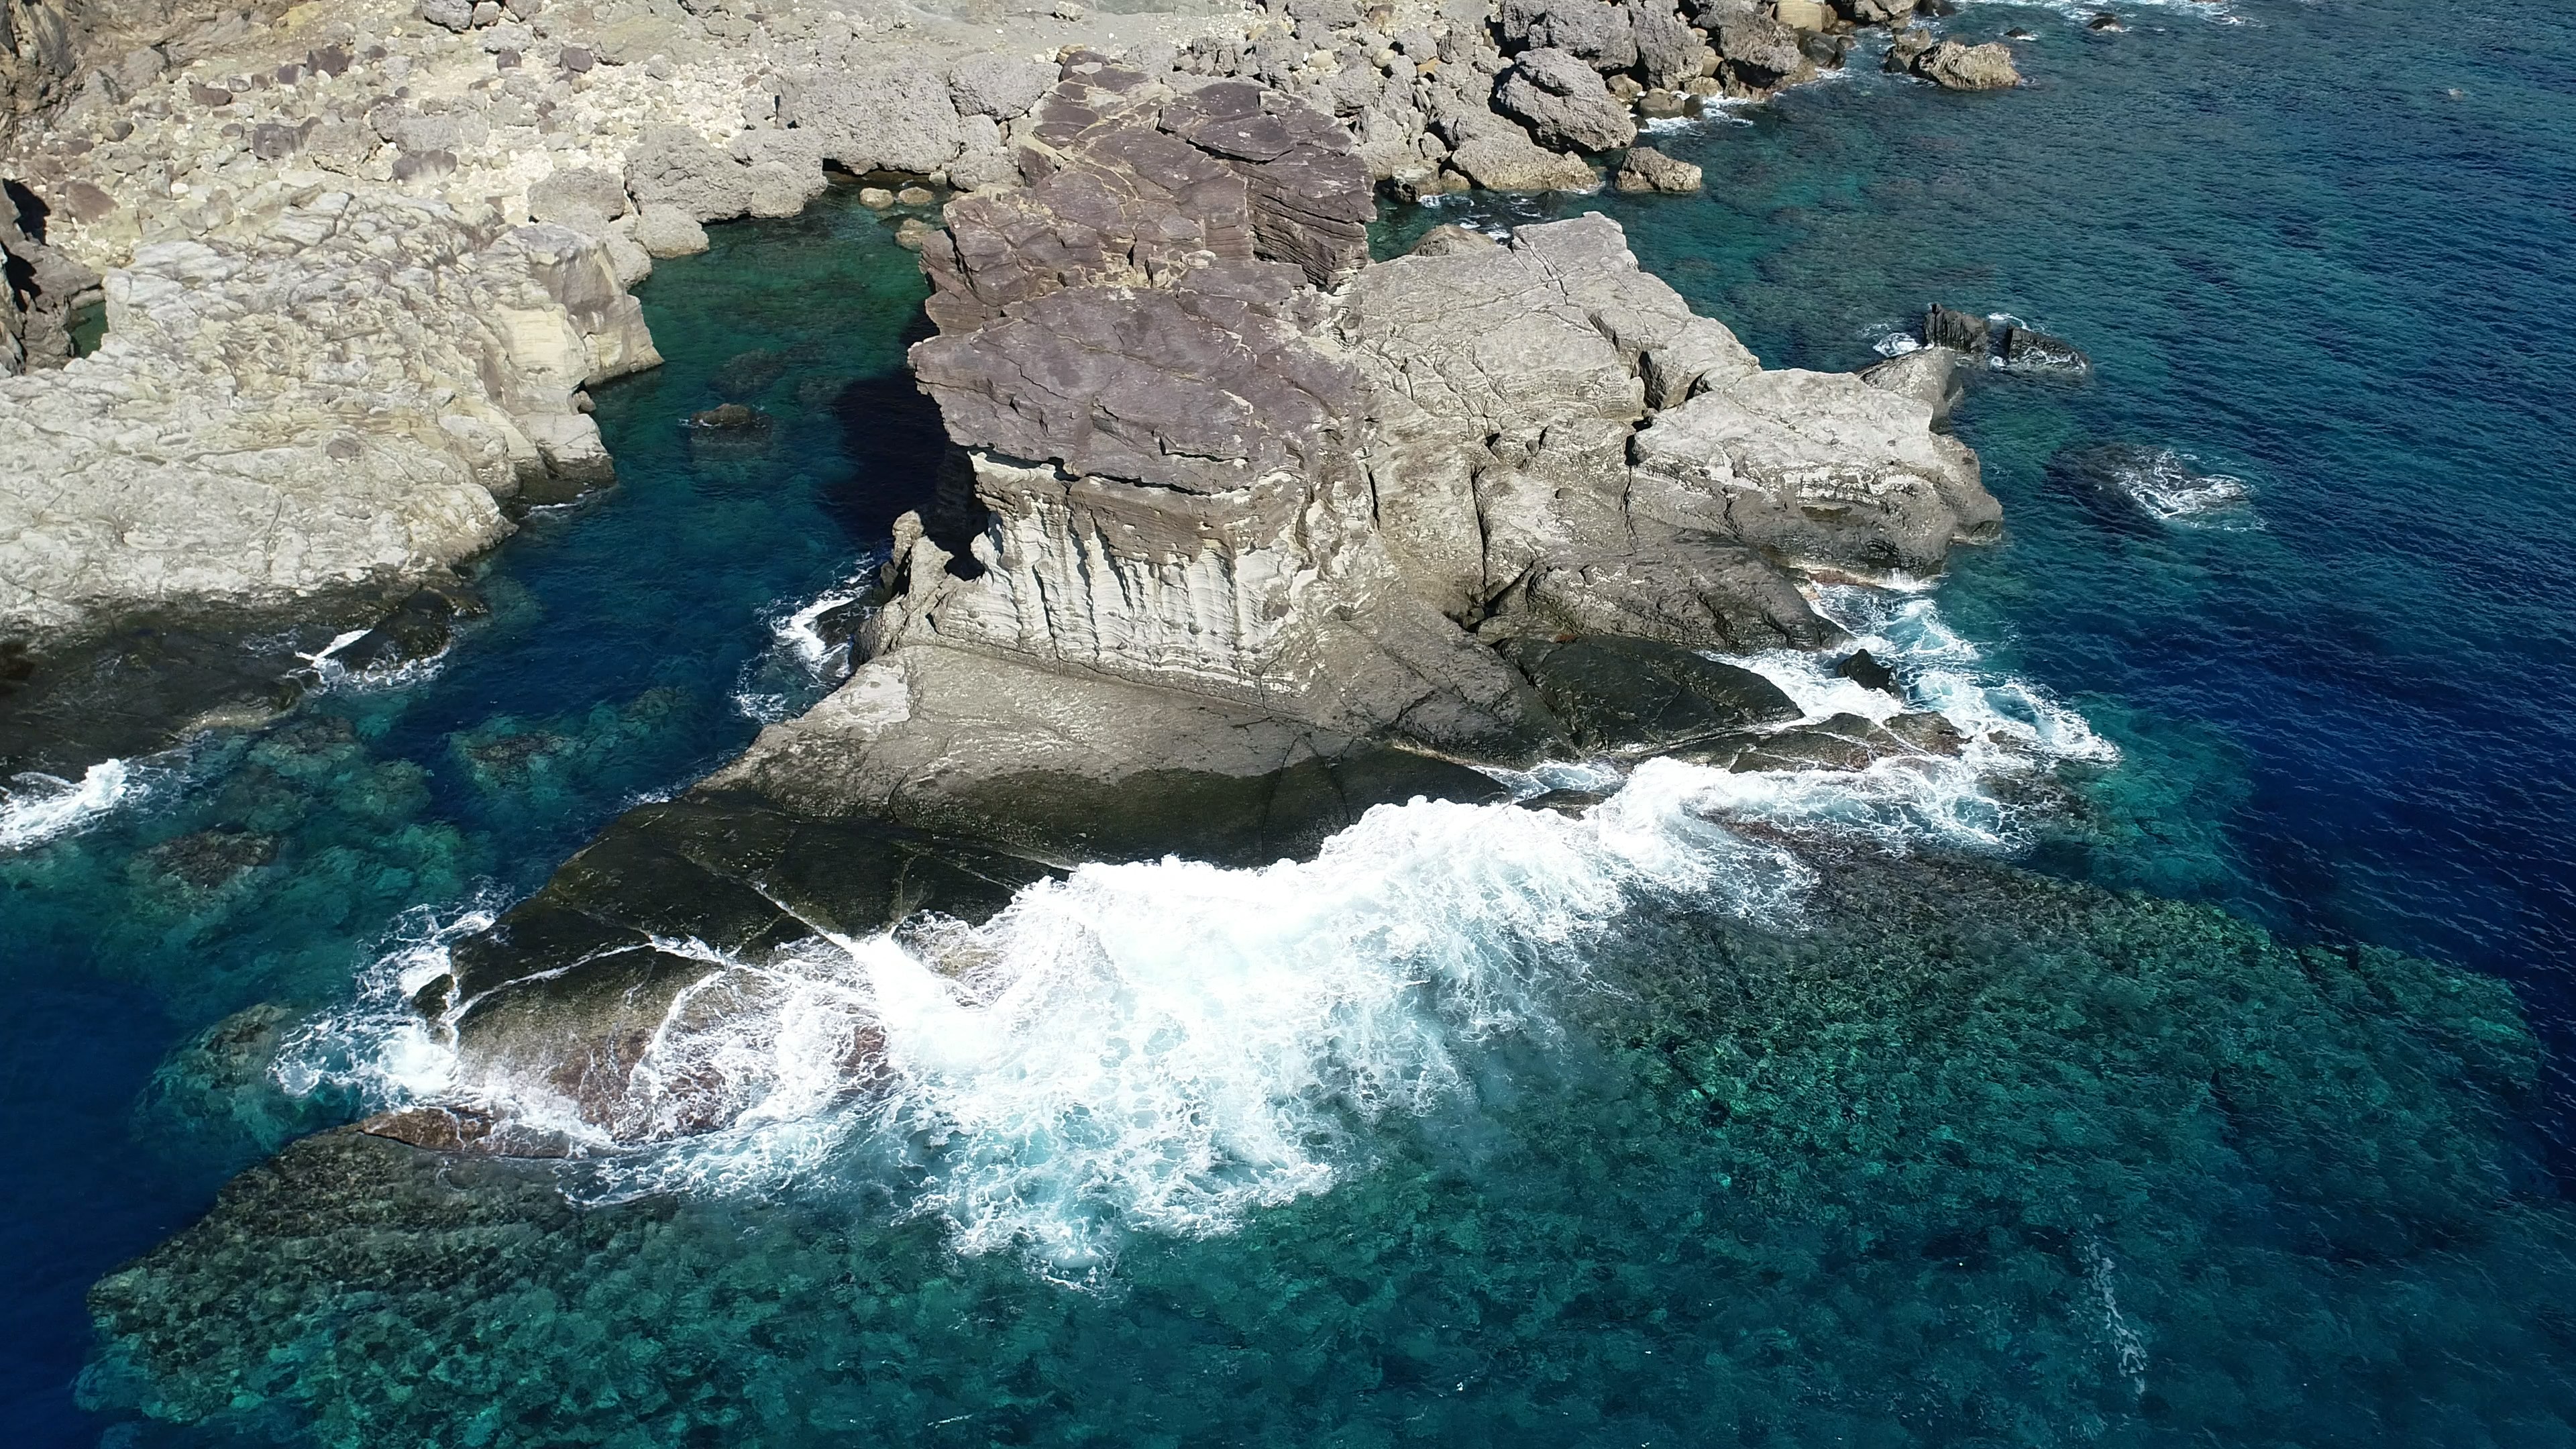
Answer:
[12,0,2576,1441]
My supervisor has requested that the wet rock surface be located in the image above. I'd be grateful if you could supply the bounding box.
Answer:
[1498,633,1800,753]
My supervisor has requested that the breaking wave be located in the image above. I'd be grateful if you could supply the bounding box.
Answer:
[291,591,2111,1272]
[0,759,138,852]
[733,561,879,722]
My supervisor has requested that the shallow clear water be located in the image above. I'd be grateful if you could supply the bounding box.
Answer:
[11,1,2576,1441]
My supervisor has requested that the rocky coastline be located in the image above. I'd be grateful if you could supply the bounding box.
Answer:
[1,0,2025,773]
[3,0,2044,1148]
[337,49,2003,1158]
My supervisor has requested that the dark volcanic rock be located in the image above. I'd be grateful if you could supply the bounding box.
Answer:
[920,64,1366,336]
[1923,303,1992,354]
[911,260,1359,494]
[1499,634,1801,753]
[329,582,483,677]
[1837,648,1898,694]
[2000,324,2090,373]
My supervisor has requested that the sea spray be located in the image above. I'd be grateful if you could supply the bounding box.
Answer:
[281,593,2116,1267]
[0,759,138,852]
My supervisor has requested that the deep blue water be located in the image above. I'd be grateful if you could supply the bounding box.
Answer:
[8,0,2576,1442]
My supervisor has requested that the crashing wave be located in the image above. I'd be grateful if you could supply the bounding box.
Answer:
[0,759,136,852]
[733,561,880,722]
[286,584,2112,1269]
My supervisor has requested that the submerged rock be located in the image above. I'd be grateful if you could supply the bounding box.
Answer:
[144,828,276,889]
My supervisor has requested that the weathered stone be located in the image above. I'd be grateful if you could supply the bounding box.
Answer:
[778,63,965,174]
[1614,144,1703,193]
[1860,344,1966,425]
[1913,38,2021,90]
[947,52,1054,119]
[1629,367,2001,573]
[0,199,655,637]
[526,164,628,229]
[629,204,708,257]
[1495,46,1637,152]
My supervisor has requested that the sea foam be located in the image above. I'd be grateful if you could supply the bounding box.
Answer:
[294,592,2109,1269]
[0,759,137,852]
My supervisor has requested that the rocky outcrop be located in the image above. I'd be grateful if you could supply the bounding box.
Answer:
[0,194,653,639]
[862,72,1994,777]
[1495,46,1637,153]
[1910,38,2022,91]
[1613,144,1703,193]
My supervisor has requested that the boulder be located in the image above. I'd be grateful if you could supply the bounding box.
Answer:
[1714,12,1809,82]
[623,124,756,222]
[1446,131,1601,191]
[526,165,628,230]
[947,52,1055,119]
[1913,39,2021,90]
[778,64,966,174]
[629,204,709,257]
[1495,46,1638,152]
[1632,4,1713,89]
[1614,144,1704,193]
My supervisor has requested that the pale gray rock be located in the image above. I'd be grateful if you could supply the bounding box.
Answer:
[1628,367,2000,572]
[1613,144,1703,193]
[1495,46,1638,152]
[629,204,709,257]
[1715,11,1808,80]
[1501,0,1639,70]
[0,195,658,637]
[1445,131,1599,191]
[1913,38,2021,90]
[1632,4,1712,89]
[623,123,757,222]
[778,63,965,174]
[1859,345,1966,426]
[526,164,628,229]
[947,52,1055,119]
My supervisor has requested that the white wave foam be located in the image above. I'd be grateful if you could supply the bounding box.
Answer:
[2090,447,2259,527]
[295,595,2112,1269]
[1710,586,2116,851]
[0,759,135,851]
[735,562,880,722]
[273,900,500,1104]
[299,626,451,693]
